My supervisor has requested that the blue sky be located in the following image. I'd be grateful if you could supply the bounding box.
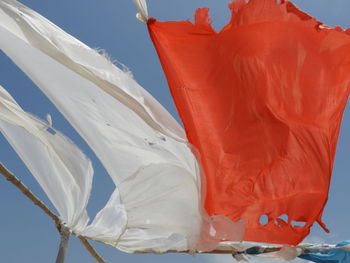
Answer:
[0,0,349,262]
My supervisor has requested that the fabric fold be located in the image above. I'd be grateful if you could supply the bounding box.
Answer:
[147,0,350,245]
[0,85,92,232]
[0,0,235,252]
[0,0,183,142]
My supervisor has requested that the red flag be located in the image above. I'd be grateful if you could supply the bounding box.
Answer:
[148,0,350,245]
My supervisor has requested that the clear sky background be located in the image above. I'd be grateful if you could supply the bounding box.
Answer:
[0,0,349,262]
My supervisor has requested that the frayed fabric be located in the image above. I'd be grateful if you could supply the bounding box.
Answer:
[0,0,244,253]
[148,0,350,245]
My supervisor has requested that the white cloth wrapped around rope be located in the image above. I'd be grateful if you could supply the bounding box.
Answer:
[132,0,148,22]
[0,0,244,253]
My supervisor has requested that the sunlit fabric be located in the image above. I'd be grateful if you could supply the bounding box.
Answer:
[0,85,94,233]
[0,0,244,253]
[132,0,148,22]
[148,0,350,245]
[0,85,128,243]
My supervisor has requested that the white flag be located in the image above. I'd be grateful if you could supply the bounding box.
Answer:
[0,0,211,253]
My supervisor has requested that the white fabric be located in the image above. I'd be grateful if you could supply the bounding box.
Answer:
[80,188,127,245]
[256,247,302,261]
[117,164,201,252]
[0,0,219,253]
[0,0,183,142]
[0,85,127,241]
[132,0,148,22]
[0,86,92,232]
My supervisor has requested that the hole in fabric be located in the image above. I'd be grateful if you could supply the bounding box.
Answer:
[277,214,289,223]
[259,215,269,225]
[291,221,306,227]
[144,138,156,147]
[156,132,167,142]
[46,127,56,135]
[275,214,289,226]
[158,135,166,142]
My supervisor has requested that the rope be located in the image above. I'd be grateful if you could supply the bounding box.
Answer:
[55,225,71,263]
[0,163,106,263]
[78,236,107,263]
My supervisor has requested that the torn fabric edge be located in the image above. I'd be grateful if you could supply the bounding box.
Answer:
[0,85,128,241]
[145,0,350,245]
[0,0,247,253]
[0,0,183,142]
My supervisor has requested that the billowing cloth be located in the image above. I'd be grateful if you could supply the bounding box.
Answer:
[0,85,94,232]
[148,0,350,245]
[298,241,350,263]
[0,85,127,242]
[0,0,244,253]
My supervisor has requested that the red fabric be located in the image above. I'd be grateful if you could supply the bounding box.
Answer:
[148,0,350,245]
